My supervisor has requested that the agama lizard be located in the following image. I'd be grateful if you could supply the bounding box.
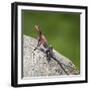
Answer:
[33,25,69,75]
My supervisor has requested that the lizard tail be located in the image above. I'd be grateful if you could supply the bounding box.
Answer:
[51,55,69,75]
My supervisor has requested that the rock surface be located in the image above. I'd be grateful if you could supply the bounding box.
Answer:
[23,35,79,78]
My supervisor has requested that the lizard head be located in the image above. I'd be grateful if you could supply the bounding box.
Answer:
[35,25,40,32]
[34,25,42,36]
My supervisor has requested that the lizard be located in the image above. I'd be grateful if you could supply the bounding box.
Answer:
[33,25,69,75]
[34,25,48,51]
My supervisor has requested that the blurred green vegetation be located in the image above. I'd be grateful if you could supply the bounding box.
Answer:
[22,10,80,70]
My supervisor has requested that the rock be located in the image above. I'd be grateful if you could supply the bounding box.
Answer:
[23,35,79,78]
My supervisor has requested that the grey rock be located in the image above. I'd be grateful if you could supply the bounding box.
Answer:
[23,35,79,78]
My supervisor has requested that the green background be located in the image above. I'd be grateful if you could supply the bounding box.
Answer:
[22,10,80,70]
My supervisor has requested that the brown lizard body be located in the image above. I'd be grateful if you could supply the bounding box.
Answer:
[35,25,48,48]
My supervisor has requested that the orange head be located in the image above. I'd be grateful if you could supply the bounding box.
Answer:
[35,25,42,35]
[35,25,40,32]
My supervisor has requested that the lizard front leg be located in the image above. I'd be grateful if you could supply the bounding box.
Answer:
[34,38,41,51]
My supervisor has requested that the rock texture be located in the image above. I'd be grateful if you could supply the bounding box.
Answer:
[23,35,79,78]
